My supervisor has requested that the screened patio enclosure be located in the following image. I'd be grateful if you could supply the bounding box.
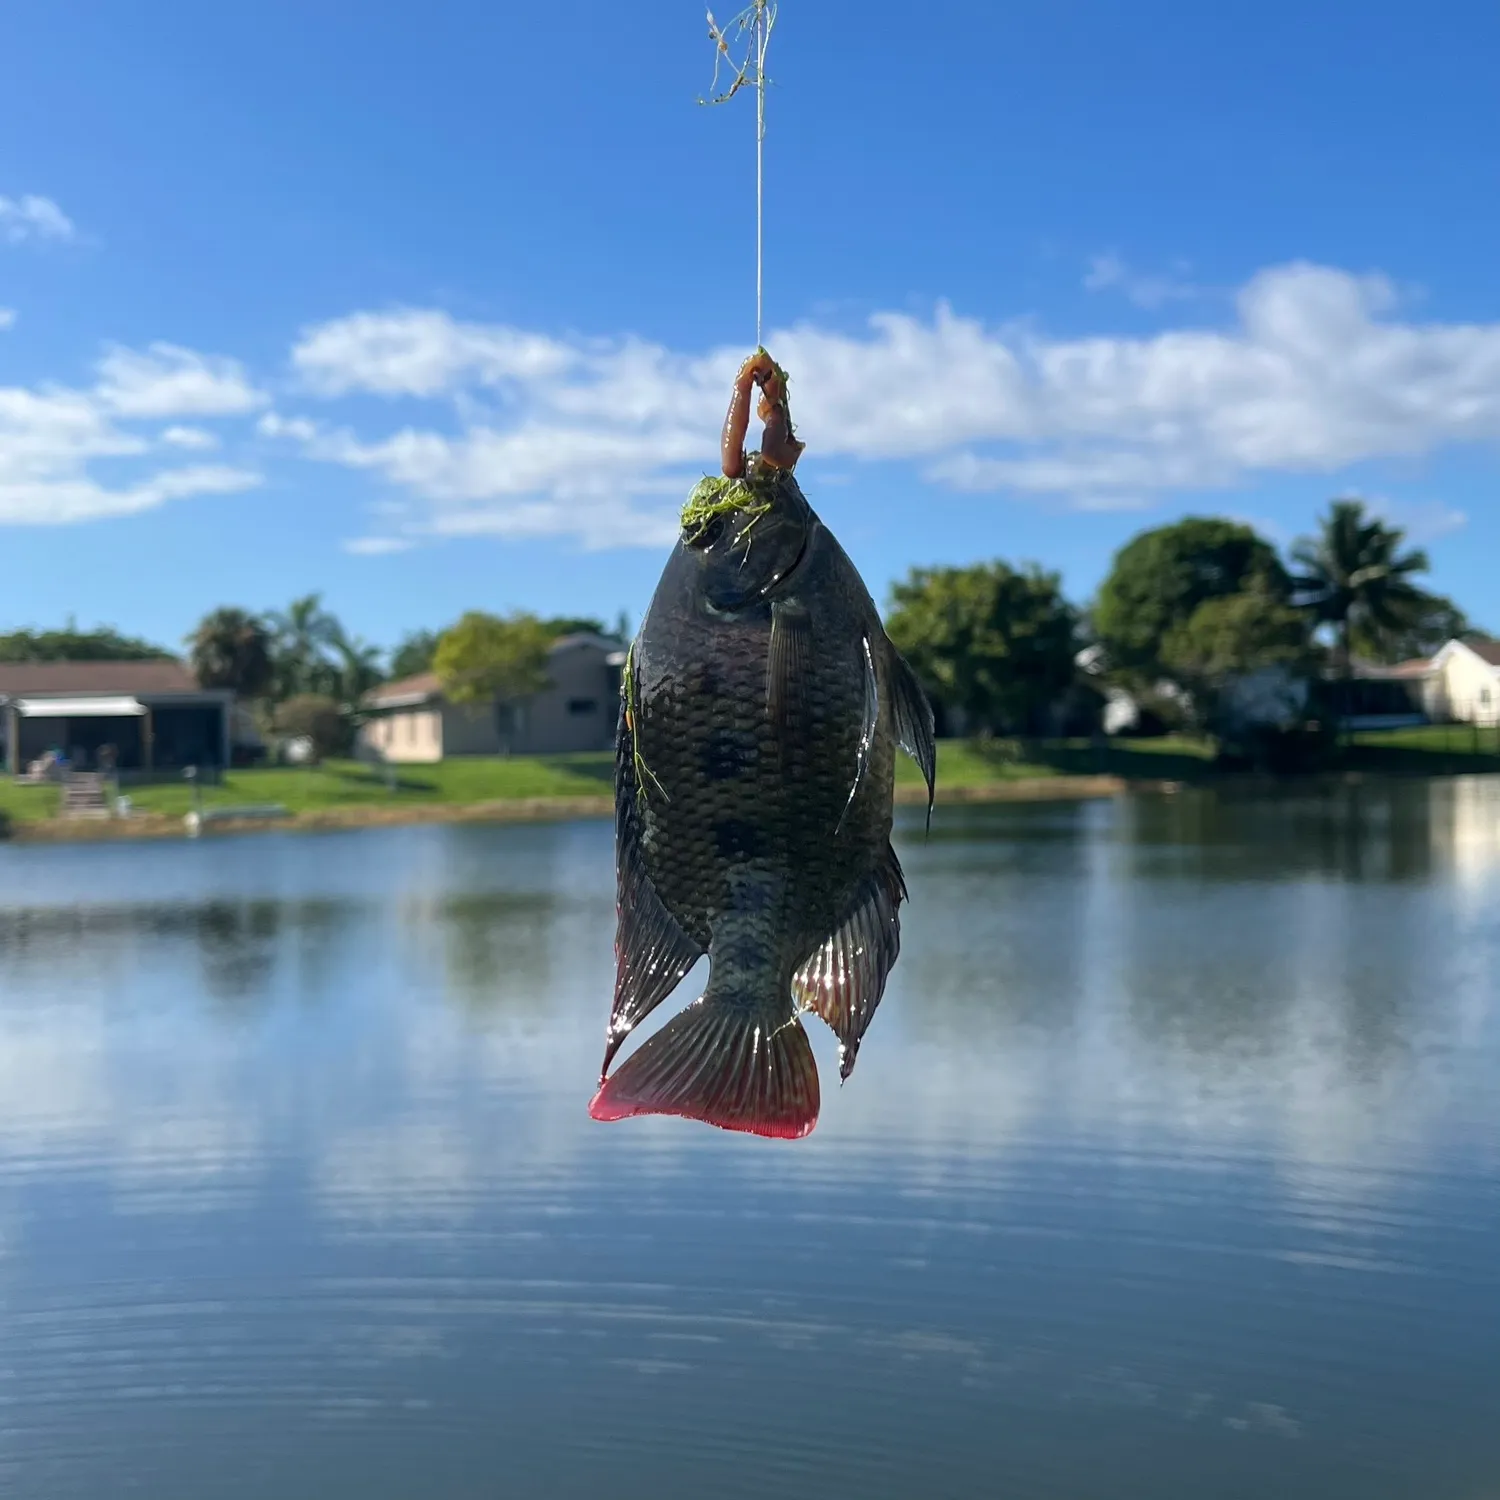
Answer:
[0,663,234,777]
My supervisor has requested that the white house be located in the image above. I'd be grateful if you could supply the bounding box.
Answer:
[1427,638,1500,727]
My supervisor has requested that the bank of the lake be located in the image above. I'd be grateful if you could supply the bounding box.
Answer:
[2,728,1497,844]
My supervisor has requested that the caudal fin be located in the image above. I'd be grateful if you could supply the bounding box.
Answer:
[589,997,820,1139]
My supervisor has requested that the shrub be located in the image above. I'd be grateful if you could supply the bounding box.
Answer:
[271,694,347,761]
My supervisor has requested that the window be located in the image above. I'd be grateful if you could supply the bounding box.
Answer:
[567,698,598,716]
[1481,687,1492,708]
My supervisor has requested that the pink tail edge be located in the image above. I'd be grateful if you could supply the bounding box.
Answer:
[588,998,820,1140]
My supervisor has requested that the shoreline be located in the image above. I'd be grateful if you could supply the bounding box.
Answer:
[4,775,1143,845]
[6,762,1493,845]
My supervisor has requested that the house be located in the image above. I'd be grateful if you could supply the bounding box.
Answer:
[1428,638,1500,727]
[1073,644,1192,735]
[0,660,233,776]
[1340,657,1436,728]
[358,632,627,762]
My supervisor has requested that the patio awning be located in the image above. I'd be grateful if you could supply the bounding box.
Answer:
[14,696,147,718]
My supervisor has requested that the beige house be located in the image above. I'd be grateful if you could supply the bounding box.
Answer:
[358,632,627,763]
[1428,638,1500,727]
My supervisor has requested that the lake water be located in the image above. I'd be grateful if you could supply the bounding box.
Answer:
[0,778,1498,1498]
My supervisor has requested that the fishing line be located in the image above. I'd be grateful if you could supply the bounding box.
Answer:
[701,1,778,350]
[755,4,767,348]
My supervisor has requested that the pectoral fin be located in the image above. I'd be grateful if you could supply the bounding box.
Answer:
[766,600,812,730]
[604,698,703,1076]
[792,843,908,1080]
[886,642,937,830]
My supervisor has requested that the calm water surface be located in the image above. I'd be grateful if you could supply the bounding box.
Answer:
[0,779,1498,1498]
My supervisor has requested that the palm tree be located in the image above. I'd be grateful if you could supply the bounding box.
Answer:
[389,629,438,680]
[266,593,341,700]
[1290,499,1433,677]
[328,624,386,708]
[186,608,274,700]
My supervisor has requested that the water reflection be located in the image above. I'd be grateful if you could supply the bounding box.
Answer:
[1112,781,1454,884]
[0,782,1493,1498]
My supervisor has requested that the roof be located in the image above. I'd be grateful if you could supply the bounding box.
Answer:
[365,635,627,708]
[366,670,442,707]
[0,659,203,697]
[1432,636,1500,673]
[1351,655,1429,680]
[1383,658,1436,679]
[16,695,147,717]
[549,631,626,654]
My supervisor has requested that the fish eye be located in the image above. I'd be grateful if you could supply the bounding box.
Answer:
[695,516,727,549]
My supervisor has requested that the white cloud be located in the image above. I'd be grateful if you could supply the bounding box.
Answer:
[95,342,266,418]
[0,464,260,525]
[257,411,319,442]
[0,194,75,246]
[160,424,219,451]
[343,535,416,556]
[292,308,577,397]
[1366,495,1469,544]
[0,308,15,330]
[284,261,1500,547]
[7,258,1499,543]
[1084,253,1202,309]
[0,353,262,526]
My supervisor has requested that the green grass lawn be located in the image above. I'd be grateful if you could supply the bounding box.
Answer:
[116,754,619,818]
[899,740,1060,787]
[2,726,1495,829]
[1344,722,1500,774]
[0,781,64,824]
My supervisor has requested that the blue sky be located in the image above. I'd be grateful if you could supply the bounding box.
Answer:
[1,0,1496,655]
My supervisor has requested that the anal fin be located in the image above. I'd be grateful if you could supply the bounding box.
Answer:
[590,998,820,1140]
[792,844,908,1081]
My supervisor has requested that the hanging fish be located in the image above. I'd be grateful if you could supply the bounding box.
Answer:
[588,351,936,1140]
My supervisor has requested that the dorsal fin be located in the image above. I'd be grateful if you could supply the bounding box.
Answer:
[835,636,880,835]
[885,642,936,831]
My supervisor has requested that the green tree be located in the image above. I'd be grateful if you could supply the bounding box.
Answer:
[432,611,553,707]
[1350,589,1470,665]
[885,562,1079,735]
[389,629,439,680]
[186,608,274,699]
[266,593,341,700]
[1094,518,1290,683]
[539,616,609,640]
[327,623,385,707]
[0,623,171,661]
[1160,589,1318,684]
[1290,499,1433,676]
[272,693,347,760]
